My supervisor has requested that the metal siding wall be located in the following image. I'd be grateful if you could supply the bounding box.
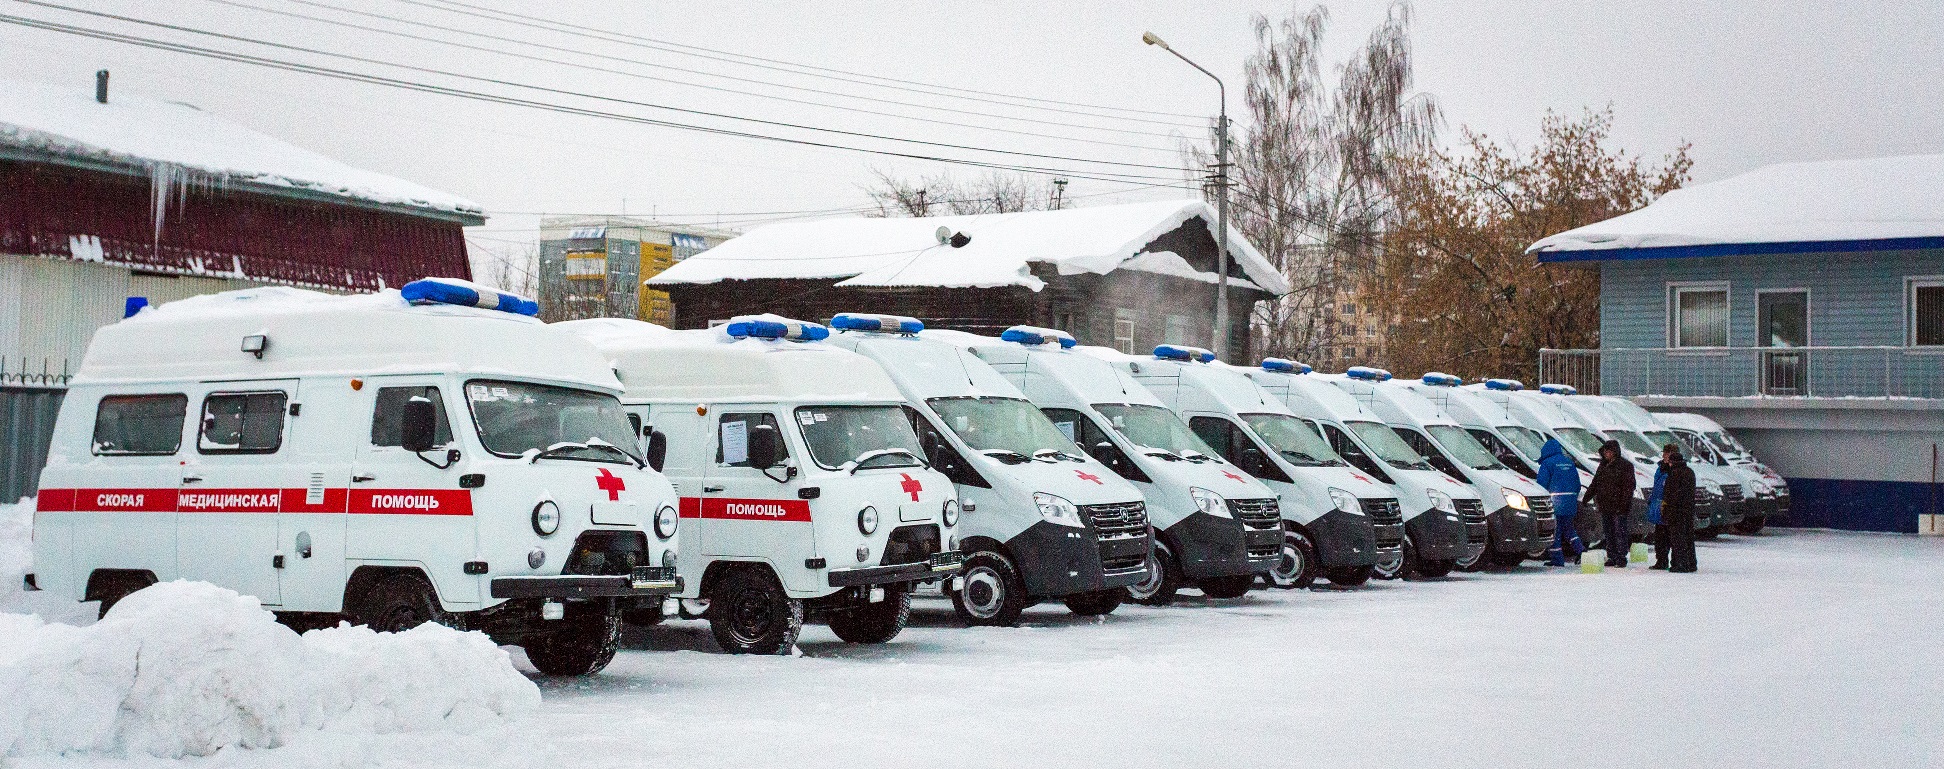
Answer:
[5,256,126,381]
[1600,249,1944,349]
[1,387,63,503]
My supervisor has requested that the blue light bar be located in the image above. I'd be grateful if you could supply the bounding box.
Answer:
[1421,372,1462,387]
[1346,366,1386,381]
[830,312,924,334]
[1538,383,1578,395]
[1484,378,1524,391]
[401,278,539,317]
[1000,325,1078,348]
[1260,357,1311,373]
[725,316,830,341]
[1153,344,1216,363]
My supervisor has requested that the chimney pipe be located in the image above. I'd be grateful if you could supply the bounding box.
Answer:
[95,70,108,104]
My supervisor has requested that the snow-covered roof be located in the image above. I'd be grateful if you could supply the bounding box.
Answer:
[0,79,481,221]
[647,199,1288,294]
[557,317,904,404]
[1529,153,1944,261]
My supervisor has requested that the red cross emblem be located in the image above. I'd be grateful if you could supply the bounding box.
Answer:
[1348,472,1372,484]
[1222,470,1245,482]
[1076,470,1103,485]
[899,473,923,502]
[595,468,626,501]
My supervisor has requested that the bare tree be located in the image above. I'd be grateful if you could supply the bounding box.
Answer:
[466,237,538,297]
[864,169,1068,217]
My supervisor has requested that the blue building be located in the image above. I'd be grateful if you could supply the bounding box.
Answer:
[1530,154,1944,534]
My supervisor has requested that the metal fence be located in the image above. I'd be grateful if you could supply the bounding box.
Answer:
[1539,346,1944,399]
[2,386,64,503]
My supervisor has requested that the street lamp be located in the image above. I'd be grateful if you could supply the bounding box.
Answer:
[1143,30,1232,360]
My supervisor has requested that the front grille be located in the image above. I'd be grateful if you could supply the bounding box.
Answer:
[1454,499,1488,544]
[1528,496,1554,516]
[1082,501,1151,573]
[1721,484,1744,504]
[564,530,649,575]
[882,524,942,566]
[1359,497,1403,525]
[1227,498,1282,530]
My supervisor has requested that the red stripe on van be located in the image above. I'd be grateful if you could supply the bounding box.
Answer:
[34,488,74,512]
[679,497,812,522]
[52,488,180,512]
[280,488,348,514]
[347,489,473,516]
[678,496,703,519]
[177,489,283,513]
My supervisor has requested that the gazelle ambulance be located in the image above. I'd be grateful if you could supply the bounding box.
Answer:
[1387,373,1555,570]
[1113,352,1397,588]
[949,330,1280,604]
[1250,366,1474,579]
[1462,379,1610,553]
[1542,387,1724,541]
[822,313,1151,626]
[1593,395,1751,537]
[31,281,679,676]
[560,316,962,654]
[1656,411,1787,533]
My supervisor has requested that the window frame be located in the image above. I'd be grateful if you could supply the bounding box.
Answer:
[1667,281,1731,350]
[715,411,789,468]
[1908,275,1944,348]
[91,393,189,456]
[1754,287,1811,348]
[196,390,289,455]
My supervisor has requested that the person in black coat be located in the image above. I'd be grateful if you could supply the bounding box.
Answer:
[1655,444,1699,573]
[1582,440,1637,568]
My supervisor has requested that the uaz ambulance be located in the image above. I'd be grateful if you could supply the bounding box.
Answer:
[1115,352,1399,588]
[1390,374,1556,570]
[30,281,680,676]
[559,316,962,654]
[1249,366,1476,579]
[945,331,1281,604]
[822,314,1151,625]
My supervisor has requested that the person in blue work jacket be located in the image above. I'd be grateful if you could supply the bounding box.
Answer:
[1646,453,1669,568]
[1534,438,1584,566]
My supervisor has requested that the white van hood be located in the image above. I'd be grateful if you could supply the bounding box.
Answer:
[987,457,1145,507]
[1139,456,1276,502]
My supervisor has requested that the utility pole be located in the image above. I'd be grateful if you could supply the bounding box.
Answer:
[1051,177,1068,209]
[1143,32,1232,360]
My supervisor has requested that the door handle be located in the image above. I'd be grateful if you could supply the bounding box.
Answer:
[181,475,204,484]
[352,473,376,483]
[702,485,725,493]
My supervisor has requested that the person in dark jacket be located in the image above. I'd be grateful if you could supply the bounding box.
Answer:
[1534,438,1584,566]
[1582,440,1637,568]
[1656,444,1699,573]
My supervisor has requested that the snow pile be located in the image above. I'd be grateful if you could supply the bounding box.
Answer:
[0,581,539,759]
[0,499,30,606]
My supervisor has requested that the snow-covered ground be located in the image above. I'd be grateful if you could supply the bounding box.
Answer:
[8,528,1941,768]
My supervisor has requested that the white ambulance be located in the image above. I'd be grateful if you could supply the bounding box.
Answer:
[1655,411,1787,533]
[1382,374,1555,570]
[946,330,1282,604]
[1482,384,1631,549]
[29,281,680,676]
[559,316,962,654]
[1249,366,1477,579]
[821,314,1151,625]
[1110,353,1400,588]
[1589,395,1752,537]
[1540,387,1726,541]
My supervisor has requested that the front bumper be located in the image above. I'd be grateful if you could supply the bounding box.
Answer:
[1486,506,1546,554]
[1007,520,1151,597]
[827,551,965,587]
[1166,512,1277,581]
[1406,509,1470,562]
[1311,508,1381,569]
[491,566,681,599]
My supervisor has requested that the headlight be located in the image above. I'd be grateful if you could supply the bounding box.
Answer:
[942,498,960,527]
[653,505,678,539]
[1032,492,1085,528]
[660,549,677,568]
[1327,487,1360,514]
[857,505,880,535]
[1189,486,1230,517]
[1425,489,1455,514]
[531,500,561,536]
[1502,488,1530,511]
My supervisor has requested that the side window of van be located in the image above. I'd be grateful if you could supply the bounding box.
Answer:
[370,387,453,447]
[92,394,188,455]
[1319,423,1392,485]
[716,413,788,467]
[1188,417,1289,484]
[1468,428,1534,477]
[903,406,990,488]
[1394,427,1464,481]
[198,391,288,454]
[1042,408,1150,483]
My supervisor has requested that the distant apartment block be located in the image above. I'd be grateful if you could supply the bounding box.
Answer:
[536,216,736,323]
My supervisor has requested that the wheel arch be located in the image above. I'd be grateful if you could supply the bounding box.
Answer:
[698,559,782,598]
[344,564,439,614]
[84,568,157,604]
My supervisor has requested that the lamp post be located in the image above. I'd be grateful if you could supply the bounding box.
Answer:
[1143,31,1231,360]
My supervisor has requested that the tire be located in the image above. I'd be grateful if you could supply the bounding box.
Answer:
[827,587,910,644]
[352,572,451,632]
[1266,527,1318,589]
[1413,559,1455,579]
[952,550,1029,627]
[1062,589,1124,616]
[707,567,804,655]
[1197,574,1255,599]
[1373,535,1412,581]
[1697,526,1722,541]
[1324,565,1374,587]
[1455,535,1488,572]
[1579,515,1606,552]
[524,602,622,676]
[91,574,154,620]
[1733,515,1767,535]
[1125,538,1182,606]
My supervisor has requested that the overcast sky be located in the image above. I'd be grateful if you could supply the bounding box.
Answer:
[5,0,1940,263]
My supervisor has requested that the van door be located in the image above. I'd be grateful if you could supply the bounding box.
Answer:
[699,410,812,568]
[68,392,191,587]
[274,379,355,612]
[348,378,475,608]
[177,381,298,607]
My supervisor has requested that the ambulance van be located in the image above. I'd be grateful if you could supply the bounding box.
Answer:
[1591,395,1751,538]
[30,281,680,676]
[560,317,963,654]
[1656,412,1787,533]
[947,330,1281,604]
[1249,366,1476,579]
[1392,374,1557,570]
[822,313,1151,625]
[1115,353,1399,588]
[1462,380,1611,553]
[1542,387,1724,541]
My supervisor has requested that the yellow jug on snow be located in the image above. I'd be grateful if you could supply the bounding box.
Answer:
[1580,549,1606,574]
[1630,542,1651,563]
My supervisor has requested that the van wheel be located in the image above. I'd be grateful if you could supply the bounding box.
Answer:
[828,587,910,644]
[1267,528,1318,589]
[1373,535,1409,580]
[1197,574,1255,599]
[90,573,155,620]
[708,568,803,655]
[1413,559,1455,579]
[353,573,451,632]
[1125,539,1181,606]
[1733,515,1767,535]
[951,551,1028,627]
[1325,565,1374,587]
[1062,589,1123,616]
[1490,550,1530,569]
[524,602,622,676]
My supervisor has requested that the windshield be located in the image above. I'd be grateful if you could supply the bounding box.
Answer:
[1499,425,1550,461]
[1640,430,1682,455]
[1553,426,1607,458]
[1241,413,1345,467]
[465,380,639,464]
[1605,430,1662,458]
[928,396,1079,460]
[1428,424,1507,471]
[1094,404,1217,459]
[1706,431,1747,458]
[1347,420,1435,471]
[796,406,925,471]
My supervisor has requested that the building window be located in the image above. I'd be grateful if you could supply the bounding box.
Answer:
[1164,314,1194,346]
[1912,278,1944,346]
[1669,283,1729,348]
[1114,309,1136,354]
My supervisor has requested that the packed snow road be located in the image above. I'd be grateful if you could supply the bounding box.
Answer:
[17,530,1944,768]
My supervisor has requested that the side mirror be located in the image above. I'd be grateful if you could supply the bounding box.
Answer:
[401,399,437,453]
[747,427,782,470]
[645,429,668,472]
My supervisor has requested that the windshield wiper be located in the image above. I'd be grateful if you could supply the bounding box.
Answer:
[848,448,926,474]
[1141,448,1184,461]
[1032,448,1081,463]
[1179,449,1214,463]
[531,440,641,467]
[980,449,1034,465]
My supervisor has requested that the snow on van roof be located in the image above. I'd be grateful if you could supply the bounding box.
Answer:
[646,199,1288,293]
[561,316,900,403]
[1529,153,1944,260]
[1652,411,1726,434]
[0,78,480,218]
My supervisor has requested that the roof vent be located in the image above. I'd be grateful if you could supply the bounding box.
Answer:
[934,226,970,248]
[95,70,108,104]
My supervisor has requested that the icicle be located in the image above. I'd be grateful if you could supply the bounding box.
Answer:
[148,161,187,255]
